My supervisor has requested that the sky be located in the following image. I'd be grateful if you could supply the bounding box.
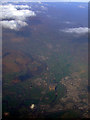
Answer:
[0,0,88,31]
[0,0,89,3]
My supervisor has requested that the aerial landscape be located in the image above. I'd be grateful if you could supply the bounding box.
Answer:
[1,0,89,119]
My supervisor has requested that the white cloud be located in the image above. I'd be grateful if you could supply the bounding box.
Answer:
[0,4,35,20]
[64,21,72,24]
[0,20,28,30]
[15,5,31,9]
[78,5,86,8]
[37,1,42,4]
[0,4,36,30]
[61,27,88,34]
[41,5,48,10]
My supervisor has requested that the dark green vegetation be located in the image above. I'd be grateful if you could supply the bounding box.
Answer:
[2,2,88,119]
[44,110,80,119]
